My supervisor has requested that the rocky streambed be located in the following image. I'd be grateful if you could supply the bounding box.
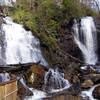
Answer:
[14,16,100,100]
[9,63,100,100]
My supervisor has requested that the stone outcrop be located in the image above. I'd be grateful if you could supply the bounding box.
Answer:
[25,65,46,90]
[81,80,94,88]
[93,84,100,99]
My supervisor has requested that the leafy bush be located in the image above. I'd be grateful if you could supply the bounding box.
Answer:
[39,33,58,51]
[62,0,98,24]
[9,8,38,33]
[9,0,98,52]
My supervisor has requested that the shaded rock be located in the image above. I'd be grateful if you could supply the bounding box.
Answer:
[18,86,33,96]
[79,65,100,75]
[72,75,79,84]
[44,95,82,100]
[64,73,71,81]
[81,80,94,88]
[25,65,46,90]
[82,74,100,83]
[18,86,26,96]
[28,65,46,76]
[95,17,100,61]
[93,84,100,99]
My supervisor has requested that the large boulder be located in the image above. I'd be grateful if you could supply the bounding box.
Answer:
[25,65,46,90]
[82,74,100,83]
[81,79,94,89]
[18,85,33,99]
[93,84,100,99]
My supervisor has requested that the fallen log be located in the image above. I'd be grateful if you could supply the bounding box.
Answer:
[58,48,86,64]
[0,62,49,72]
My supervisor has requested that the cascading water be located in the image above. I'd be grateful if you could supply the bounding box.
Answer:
[72,17,98,65]
[44,68,71,93]
[0,17,47,66]
[19,78,47,100]
[0,0,16,6]
[80,84,100,100]
[73,17,100,100]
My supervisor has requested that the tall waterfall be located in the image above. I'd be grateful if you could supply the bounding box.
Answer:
[72,17,98,64]
[0,17,47,66]
[0,0,16,6]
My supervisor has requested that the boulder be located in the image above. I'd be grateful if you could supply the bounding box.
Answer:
[44,95,82,100]
[82,74,100,83]
[64,73,71,81]
[93,84,100,99]
[18,85,33,96]
[72,75,79,84]
[25,65,46,90]
[81,79,94,89]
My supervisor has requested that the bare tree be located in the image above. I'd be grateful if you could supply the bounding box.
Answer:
[77,0,100,13]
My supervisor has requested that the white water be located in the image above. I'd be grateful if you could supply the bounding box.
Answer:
[80,84,99,100]
[0,0,16,6]
[0,17,47,66]
[19,78,47,100]
[44,68,71,93]
[24,89,47,100]
[73,17,98,64]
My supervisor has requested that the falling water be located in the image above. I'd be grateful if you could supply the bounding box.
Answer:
[19,78,47,100]
[0,17,47,66]
[73,17,98,64]
[0,0,16,6]
[80,84,100,100]
[44,68,71,93]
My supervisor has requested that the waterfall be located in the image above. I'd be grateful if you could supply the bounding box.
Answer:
[44,68,71,93]
[19,78,47,100]
[72,17,98,64]
[0,17,47,66]
[0,0,16,6]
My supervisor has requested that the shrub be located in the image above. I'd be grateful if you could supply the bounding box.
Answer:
[8,8,38,33]
[8,0,98,53]
[39,33,58,51]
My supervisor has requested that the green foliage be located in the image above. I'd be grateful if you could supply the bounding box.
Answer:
[84,6,98,16]
[62,0,98,24]
[8,8,38,33]
[9,0,98,52]
[39,33,58,51]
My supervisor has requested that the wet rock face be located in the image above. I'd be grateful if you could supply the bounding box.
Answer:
[93,85,100,99]
[95,17,100,61]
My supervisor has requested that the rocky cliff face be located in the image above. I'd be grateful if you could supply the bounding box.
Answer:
[95,16,100,62]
